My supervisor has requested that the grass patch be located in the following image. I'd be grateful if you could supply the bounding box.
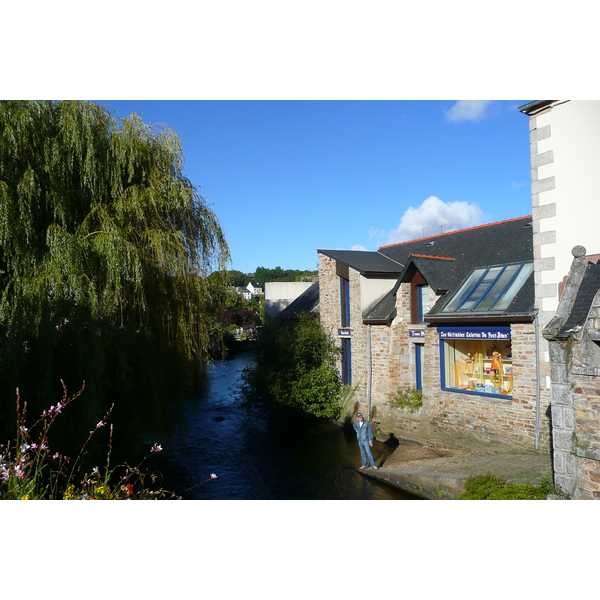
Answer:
[393,388,422,412]
[457,473,553,500]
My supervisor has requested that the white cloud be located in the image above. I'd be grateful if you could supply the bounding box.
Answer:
[351,244,367,251]
[511,180,528,189]
[444,100,494,123]
[368,226,385,240]
[385,196,483,245]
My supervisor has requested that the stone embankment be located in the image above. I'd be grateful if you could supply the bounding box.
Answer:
[359,429,553,499]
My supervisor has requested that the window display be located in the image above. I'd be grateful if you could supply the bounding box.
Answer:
[438,327,513,397]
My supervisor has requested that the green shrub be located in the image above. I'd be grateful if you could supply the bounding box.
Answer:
[457,473,553,500]
[393,388,423,412]
[243,312,346,419]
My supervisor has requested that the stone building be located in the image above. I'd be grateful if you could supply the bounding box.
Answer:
[318,216,552,452]
[543,246,600,498]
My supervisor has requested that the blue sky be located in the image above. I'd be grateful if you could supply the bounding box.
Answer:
[97,100,533,274]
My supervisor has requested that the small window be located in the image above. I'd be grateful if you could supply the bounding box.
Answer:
[417,285,429,323]
[340,276,350,327]
[341,338,352,384]
[415,343,424,391]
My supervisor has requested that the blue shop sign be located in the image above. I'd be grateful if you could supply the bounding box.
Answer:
[338,328,352,338]
[437,326,511,340]
[409,330,425,338]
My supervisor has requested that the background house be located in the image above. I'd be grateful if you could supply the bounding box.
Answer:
[264,281,314,318]
[236,281,264,300]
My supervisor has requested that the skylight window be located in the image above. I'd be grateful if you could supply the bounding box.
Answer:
[441,262,533,313]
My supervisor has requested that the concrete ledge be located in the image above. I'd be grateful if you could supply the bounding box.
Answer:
[361,467,467,499]
[357,446,553,499]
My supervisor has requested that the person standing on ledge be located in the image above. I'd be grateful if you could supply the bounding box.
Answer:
[353,413,378,470]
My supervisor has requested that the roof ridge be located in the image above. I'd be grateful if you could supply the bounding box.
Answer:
[378,215,533,250]
[409,253,455,261]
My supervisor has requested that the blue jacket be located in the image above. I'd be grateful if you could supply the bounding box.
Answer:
[353,419,373,443]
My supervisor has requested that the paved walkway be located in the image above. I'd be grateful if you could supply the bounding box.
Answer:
[358,437,553,499]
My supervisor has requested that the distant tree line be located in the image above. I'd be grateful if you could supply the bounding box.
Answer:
[224,266,317,288]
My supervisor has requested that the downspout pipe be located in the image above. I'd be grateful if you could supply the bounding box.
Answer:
[367,324,372,419]
[534,311,541,450]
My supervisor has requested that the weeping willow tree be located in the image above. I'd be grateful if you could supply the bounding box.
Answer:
[0,100,230,438]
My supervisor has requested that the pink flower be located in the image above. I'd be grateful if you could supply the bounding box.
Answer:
[210,473,217,479]
[150,444,163,453]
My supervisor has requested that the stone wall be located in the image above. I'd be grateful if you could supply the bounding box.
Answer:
[427,323,551,451]
[548,289,600,499]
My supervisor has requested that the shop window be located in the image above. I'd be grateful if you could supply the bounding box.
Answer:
[439,327,513,398]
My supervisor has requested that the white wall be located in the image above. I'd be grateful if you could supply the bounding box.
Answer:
[533,100,600,315]
[264,281,313,317]
[360,275,398,315]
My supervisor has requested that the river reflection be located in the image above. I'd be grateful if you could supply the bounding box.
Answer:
[142,352,418,500]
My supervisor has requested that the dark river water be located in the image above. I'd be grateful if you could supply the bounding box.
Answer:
[138,351,418,500]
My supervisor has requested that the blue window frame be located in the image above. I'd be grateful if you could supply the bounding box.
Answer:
[417,285,428,323]
[439,327,513,398]
[415,343,424,391]
[342,338,352,384]
[340,276,350,327]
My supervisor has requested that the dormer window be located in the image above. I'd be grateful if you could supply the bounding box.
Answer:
[441,262,533,314]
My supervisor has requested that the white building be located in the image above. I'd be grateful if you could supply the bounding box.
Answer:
[264,281,313,318]
[520,100,600,320]
[520,100,600,495]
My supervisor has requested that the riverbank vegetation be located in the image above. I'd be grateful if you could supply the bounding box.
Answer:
[242,312,352,419]
[1,383,179,499]
[457,473,554,499]
[0,101,230,446]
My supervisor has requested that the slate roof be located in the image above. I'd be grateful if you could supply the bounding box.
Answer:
[363,288,397,324]
[555,261,600,338]
[378,216,533,277]
[320,217,535,324]
[398,255,457,294]
[382,216,535,322]
[277,282,320,320]
[316,249,403,275]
